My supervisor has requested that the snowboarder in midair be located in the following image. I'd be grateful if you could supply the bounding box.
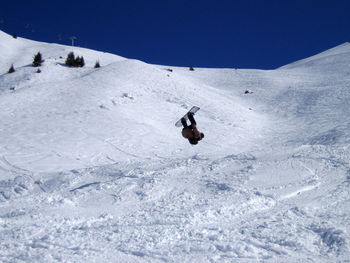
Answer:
[181,112,204,145]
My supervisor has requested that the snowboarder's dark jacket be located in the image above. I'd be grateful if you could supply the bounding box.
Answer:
[181,113,204,145]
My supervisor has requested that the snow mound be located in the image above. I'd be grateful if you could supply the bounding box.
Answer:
[280,42,350,73]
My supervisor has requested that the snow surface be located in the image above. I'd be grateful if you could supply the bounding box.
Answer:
[0,30,350,262]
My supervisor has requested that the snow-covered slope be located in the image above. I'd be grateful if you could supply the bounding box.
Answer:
[0,31,349,262]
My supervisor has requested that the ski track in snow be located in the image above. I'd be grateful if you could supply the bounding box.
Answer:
[0,31,350,262]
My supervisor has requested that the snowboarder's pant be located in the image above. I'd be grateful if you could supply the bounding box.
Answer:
[181,114,196,128]
[188,114,196,125]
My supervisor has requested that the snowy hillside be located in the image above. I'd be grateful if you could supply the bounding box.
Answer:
[0,30,349,262]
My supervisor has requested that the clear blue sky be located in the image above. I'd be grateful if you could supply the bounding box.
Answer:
[1,0,349,69]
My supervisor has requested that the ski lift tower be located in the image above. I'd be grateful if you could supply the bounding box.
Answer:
[70,36,77,46]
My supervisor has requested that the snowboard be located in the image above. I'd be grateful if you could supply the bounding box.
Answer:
[175,106,200,127]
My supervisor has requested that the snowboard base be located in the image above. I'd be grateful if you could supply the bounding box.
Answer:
[175,106,200,127]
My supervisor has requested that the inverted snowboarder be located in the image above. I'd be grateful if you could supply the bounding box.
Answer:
[181,112,204,145]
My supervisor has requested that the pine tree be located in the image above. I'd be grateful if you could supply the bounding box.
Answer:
[8,64,15,73]
[65,52,75,67]
[79,56,85,67]
[94,61,100,68]
[74,56,85,67]
[32,52,43,67]
[65,52,85,67]
[74,56,80,67]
